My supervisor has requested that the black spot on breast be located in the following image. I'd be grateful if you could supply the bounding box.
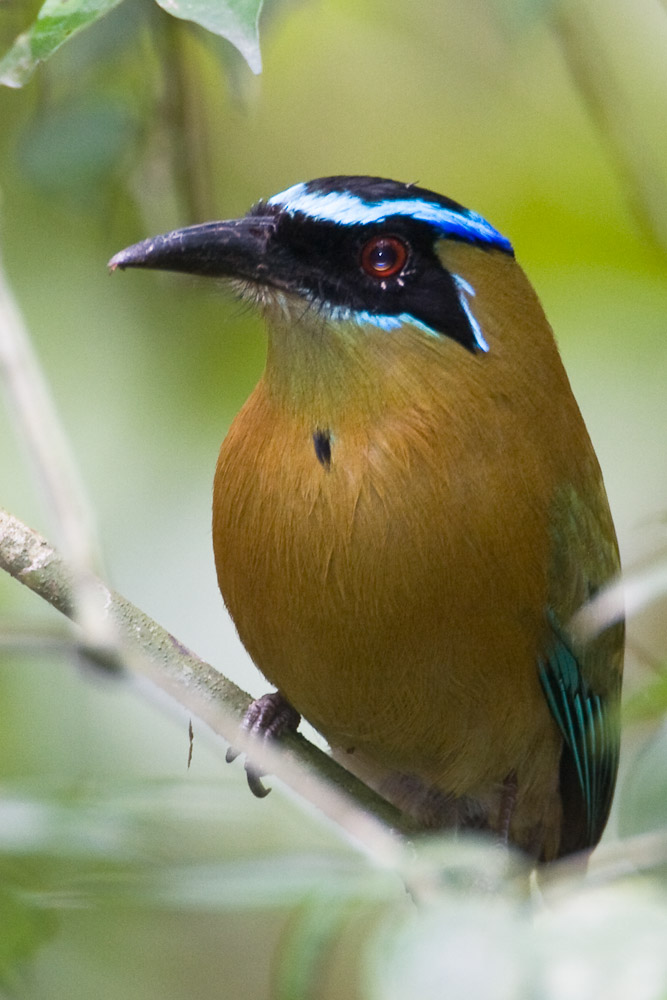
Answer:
[313,429,332,468]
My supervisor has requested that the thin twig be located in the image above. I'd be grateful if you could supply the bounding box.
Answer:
[0,506,409,866]
[552,0,667,248]
[570,561,667,646]
[0,247,115,650]
[0,621,79,655]
[0,249,101,573]
[0,247,409,868]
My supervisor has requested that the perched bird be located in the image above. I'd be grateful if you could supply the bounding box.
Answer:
[110,176,623,861]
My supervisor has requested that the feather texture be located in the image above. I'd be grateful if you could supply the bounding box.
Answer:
[111,176,623,860]
[213,243,623,860]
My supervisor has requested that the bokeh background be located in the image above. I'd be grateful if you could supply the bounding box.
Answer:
[0,0,666,996]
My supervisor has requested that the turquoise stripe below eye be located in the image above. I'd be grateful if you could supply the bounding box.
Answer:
[322,305,440,338]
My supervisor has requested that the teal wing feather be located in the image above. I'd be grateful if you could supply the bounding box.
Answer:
[539,619,620,852]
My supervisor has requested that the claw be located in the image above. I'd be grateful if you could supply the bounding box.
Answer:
[246,765,271,798]
[227,691,301,796]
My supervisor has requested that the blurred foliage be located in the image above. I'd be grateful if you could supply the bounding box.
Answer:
[0,0,264,85]
[0,0,666,996]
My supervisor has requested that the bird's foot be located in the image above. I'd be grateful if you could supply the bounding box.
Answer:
[226,692,301,798]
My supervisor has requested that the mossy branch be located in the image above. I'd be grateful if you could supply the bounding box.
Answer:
[0,236,407,868]
[0,505,408,863]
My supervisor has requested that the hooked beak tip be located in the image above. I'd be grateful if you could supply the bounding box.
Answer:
[108,241,153,272]
[107,216,278,281]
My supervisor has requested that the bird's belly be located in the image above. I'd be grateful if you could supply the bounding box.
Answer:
[212,393,557,802]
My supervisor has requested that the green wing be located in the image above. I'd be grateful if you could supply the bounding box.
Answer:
[539,622,621,853]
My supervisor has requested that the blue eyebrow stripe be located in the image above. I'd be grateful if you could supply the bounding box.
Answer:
[268,183,513,253]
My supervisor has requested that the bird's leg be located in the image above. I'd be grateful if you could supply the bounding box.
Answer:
[497,772,518,844]
[226,691,301,798]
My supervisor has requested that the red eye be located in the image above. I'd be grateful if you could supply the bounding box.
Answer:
[360,236,408,279]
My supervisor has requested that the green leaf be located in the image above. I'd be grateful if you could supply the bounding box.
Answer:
[0,0,264,88]
[0,0,127,88]
[153,0,264,73]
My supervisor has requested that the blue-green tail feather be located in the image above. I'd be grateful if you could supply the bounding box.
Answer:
[539,617,620,850]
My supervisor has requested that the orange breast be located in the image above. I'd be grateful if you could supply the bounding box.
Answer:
[214,375,557,792]
[211,250,619,857]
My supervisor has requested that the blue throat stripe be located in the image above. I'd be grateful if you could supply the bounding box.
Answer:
[452,274,489,352]
[322,298,489,354]
[325,306,441,339]
[268,182,513,254]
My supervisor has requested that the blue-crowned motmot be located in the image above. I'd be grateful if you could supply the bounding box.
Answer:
[110,176,623,861]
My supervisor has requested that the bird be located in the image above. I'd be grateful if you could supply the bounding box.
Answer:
[109,175,624,861]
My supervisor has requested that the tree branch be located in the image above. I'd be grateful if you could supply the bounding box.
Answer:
[0,247,102,573]
[0,241,408,867]
[0,506,409,865]
[0,244,119,655]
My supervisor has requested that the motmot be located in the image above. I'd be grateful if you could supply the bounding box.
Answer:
[110,176,623,861]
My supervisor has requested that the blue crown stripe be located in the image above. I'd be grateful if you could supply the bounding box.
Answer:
[268,183,512,253]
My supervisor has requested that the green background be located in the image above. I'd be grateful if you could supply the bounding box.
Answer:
[0,0,666,996]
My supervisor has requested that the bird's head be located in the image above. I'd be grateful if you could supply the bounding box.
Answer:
[109,176,514,356]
